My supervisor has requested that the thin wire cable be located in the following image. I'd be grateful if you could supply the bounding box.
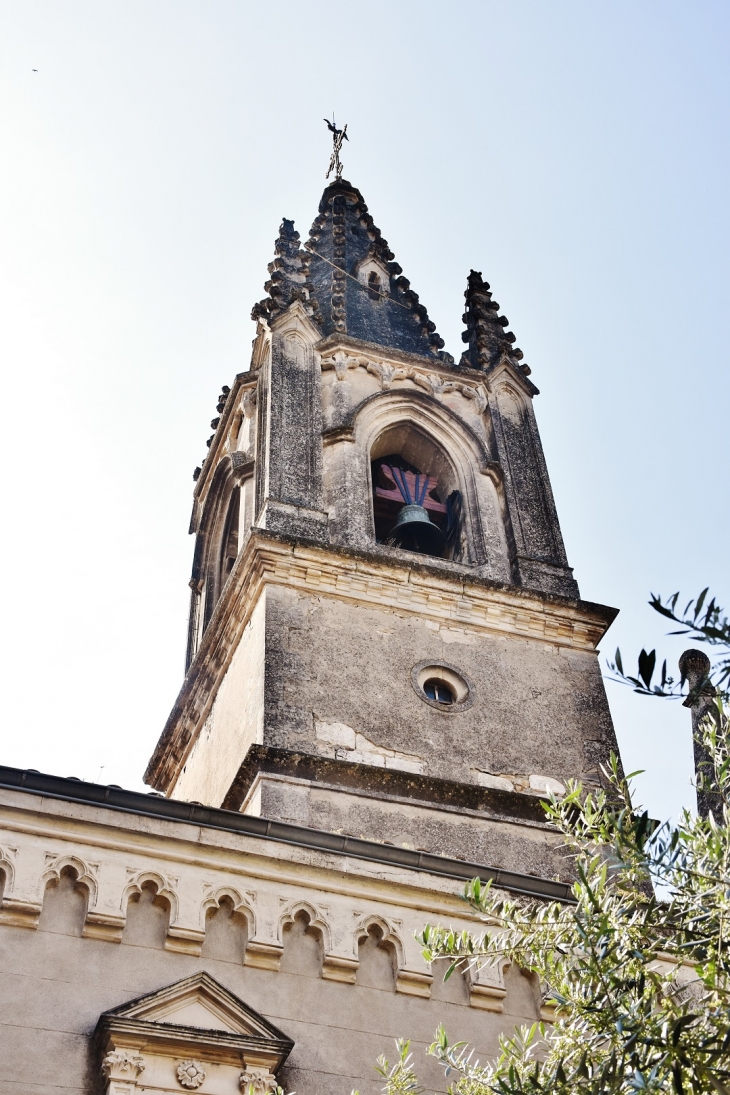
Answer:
[303,243,413,311]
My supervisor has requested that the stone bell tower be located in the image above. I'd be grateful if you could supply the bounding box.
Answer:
[145,176,619,883]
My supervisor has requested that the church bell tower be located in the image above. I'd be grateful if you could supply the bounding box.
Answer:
[145,170,619,883]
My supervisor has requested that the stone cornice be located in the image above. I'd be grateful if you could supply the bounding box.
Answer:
[145,529,617,792]
[0,766,574,903]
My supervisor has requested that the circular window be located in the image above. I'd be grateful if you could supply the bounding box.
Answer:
[411,661,474,712]
[423,678,455,705]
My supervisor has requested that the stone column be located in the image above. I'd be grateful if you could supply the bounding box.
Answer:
[101,1050,146,1094]
[678,648,719,820]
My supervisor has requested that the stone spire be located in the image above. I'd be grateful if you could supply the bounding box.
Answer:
[304,178,452,360]
[252,219,322,325]
[460,269,530,375]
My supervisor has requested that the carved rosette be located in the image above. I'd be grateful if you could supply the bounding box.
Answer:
[239,1067,278,1095]
[101,1050,146,1082]
[176,1060,207,1089]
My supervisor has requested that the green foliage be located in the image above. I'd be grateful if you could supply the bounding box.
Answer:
[607,589,730,700]
[374,1041,423,1095]
[377,704,730,1095]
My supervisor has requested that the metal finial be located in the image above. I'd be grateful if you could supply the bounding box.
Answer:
[324,115,348,180]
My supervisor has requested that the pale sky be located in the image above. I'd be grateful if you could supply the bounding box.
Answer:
[1,1,728,825]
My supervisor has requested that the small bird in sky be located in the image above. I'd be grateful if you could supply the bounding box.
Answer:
[32,68,37,72]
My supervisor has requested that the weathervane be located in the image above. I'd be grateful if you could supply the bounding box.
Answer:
[324,115,348,180]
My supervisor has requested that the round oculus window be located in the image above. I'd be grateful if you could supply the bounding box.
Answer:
[411,661,474,711]
[423,678,455,705]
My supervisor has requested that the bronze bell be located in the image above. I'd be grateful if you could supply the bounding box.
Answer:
[390,503,446,555]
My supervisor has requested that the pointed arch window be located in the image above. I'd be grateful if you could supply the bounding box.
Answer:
[200,487,241,636]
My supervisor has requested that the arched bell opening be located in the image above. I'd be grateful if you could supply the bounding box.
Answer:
[369,424,464,561]
[187,459,249,672]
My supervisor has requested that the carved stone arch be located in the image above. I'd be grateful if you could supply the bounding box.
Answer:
[352,389,504,567]
[194,455,243,635]
[493,379,527,425]
[0,845,16,896]
[197,457,237,563]
[282,330,308,369]
[122,870,178,923]
[353,388,494,466]
[278,899,331,952]
[199,886,255,934]
[354,913,405,969]
[41,853,98,907]
[251,321,271,372]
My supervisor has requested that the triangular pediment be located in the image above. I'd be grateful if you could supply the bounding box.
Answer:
[103,971,290,1043]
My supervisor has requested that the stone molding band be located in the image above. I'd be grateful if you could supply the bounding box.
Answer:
[0,765,573,903]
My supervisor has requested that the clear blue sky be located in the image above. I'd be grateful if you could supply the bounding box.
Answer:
[1,1,728,823]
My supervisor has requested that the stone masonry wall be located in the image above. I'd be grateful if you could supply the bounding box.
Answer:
[0,787,541,1095]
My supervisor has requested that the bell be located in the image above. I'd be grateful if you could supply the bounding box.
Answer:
[390,503,446,556]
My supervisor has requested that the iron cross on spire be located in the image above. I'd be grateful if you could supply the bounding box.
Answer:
[324,115,348,180]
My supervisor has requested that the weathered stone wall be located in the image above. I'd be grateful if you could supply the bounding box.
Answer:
[259,583,614,790]
[164,539,616,855]
[0,785,540,1095]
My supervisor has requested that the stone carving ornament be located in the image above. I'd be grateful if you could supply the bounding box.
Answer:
[242,387,258,418]
[101,1050,146,1081]
[240,1067,278,1095]
[322,351,489,413]
[176,1060,207,1089]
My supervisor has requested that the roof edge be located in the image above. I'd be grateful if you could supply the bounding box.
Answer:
[0,764,574,903]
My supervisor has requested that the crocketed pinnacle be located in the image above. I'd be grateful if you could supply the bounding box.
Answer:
[460,270,528,374]
[251,219,322,325]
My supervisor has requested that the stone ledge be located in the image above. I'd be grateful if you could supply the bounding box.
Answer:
[0,896,41,929]
[165,925,205,956]
[244,940,283,971]
[226,748,556,828]
[396,969,433,998]
[321,954,359,983]
[82,910,125,943]
[469,983,507,1012]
